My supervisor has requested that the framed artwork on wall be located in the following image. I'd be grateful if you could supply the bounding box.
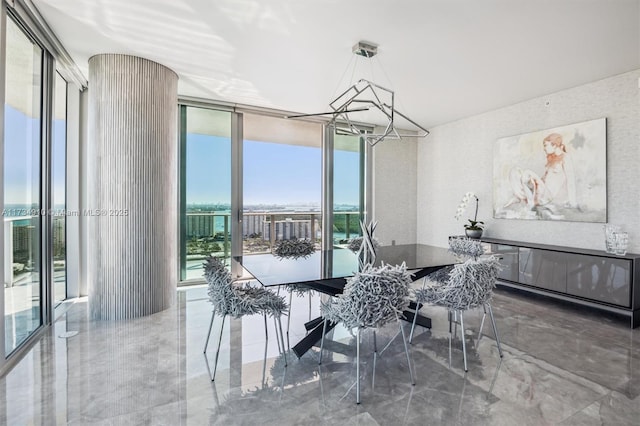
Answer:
[493,118,606,222]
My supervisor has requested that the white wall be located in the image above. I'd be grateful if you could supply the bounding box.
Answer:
[373,133,418,245]
[417,69,640,252]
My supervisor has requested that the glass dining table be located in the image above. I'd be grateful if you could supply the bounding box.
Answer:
[233,243,459,358]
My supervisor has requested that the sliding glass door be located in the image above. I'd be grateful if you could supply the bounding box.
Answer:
[179,106,232,281]
[242,114,322,255]
[177,107,368,283]
[333,134,364,245]
[3,17,44,354]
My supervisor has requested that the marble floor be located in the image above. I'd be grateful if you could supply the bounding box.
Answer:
[1,284,639,425]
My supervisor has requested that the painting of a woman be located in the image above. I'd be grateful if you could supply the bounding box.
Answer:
[541,133,577,206]
[494,118,606,222]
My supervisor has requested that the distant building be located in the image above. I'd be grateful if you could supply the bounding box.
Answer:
[264,218,313,240]
[242,214,266,237]
[13,224,33,253]
[186,212,316,241]
[186,213,225,238]
[11,218,66,259]
[52,217,65,257]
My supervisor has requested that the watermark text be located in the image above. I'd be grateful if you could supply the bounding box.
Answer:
[3,208,130,217]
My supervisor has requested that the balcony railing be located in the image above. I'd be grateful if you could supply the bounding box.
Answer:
[4,215,66,287]
[3,211,359,287]
[4,216,37,287]
[6,211,362,285]
[185,210,361,260]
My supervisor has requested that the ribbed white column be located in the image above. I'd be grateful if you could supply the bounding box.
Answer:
[87,54,177,320]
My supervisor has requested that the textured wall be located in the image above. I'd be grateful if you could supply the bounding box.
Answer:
[417,69,640,252]
[88,54,177,319]
[373,129,418,245]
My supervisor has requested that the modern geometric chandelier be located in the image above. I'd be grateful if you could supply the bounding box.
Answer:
[287,41,429,146]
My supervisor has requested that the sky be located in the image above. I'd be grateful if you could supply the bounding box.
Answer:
[3,105,65,208]
[4,106,359,209]
[186,135,360,206]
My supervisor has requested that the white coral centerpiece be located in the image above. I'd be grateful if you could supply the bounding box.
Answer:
[347,236,380,252]
[354,220,378,268]
[273,238,316,260]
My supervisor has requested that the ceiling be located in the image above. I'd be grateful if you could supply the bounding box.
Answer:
[33,0,640,128]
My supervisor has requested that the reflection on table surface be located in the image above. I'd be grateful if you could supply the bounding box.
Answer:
[234,244,458,287]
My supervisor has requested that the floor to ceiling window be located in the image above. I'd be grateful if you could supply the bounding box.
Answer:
[333,134,364,244]
[179,106,232,281]
[177,106,368,283]
[242,114,322,255]
[3,17,43,354]
[52,72,67,305]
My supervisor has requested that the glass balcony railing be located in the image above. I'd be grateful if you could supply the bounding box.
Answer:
[183,210,362,279]
[4,215,65,286]
[4,214,66,351]
[6,211,362,284]
[4,215,44,351]
[4,216,39,288]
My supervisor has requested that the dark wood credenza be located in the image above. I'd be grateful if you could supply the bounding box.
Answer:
[481,237,640,328]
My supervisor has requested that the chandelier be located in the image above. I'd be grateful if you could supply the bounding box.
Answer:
[287,41,429,146]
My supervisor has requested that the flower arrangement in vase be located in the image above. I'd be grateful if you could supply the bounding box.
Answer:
[455,192,484,238]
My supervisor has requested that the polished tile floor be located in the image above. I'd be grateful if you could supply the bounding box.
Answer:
[1,284,639,425]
